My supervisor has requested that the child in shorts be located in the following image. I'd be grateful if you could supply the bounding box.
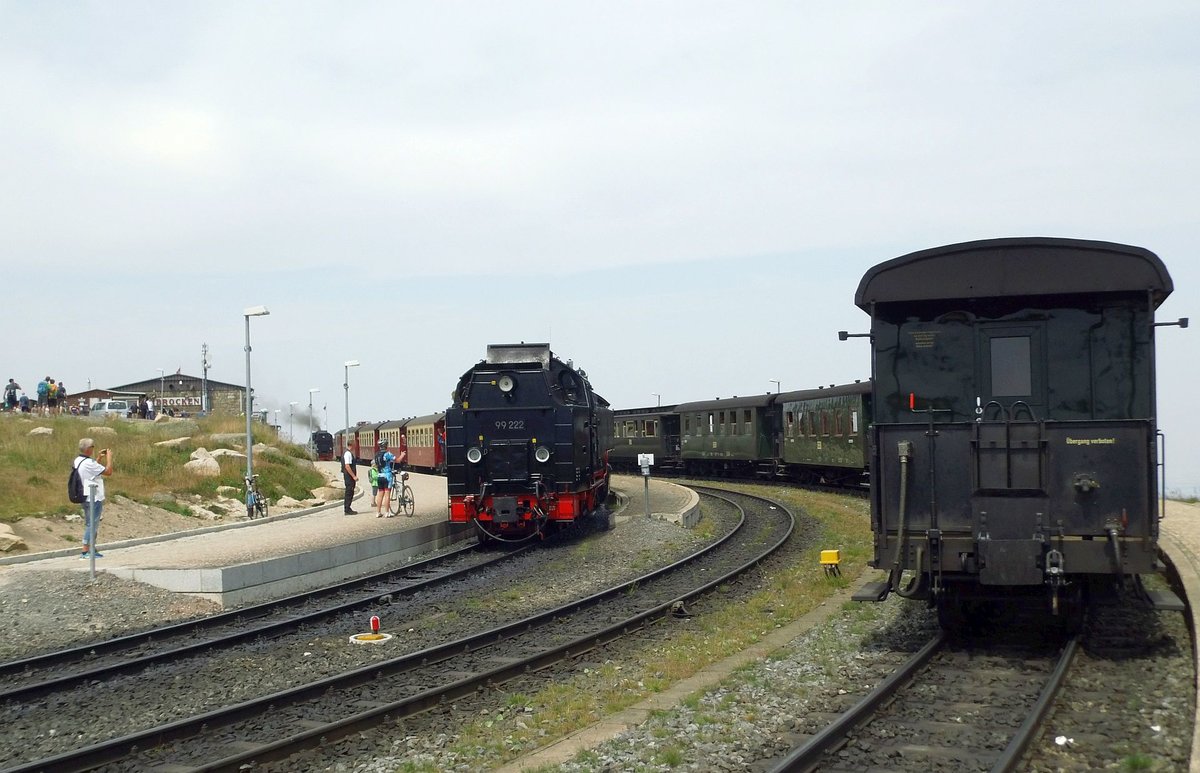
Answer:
[368,462,379,499]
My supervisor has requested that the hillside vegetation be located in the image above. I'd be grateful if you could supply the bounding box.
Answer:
[0,414,326,523]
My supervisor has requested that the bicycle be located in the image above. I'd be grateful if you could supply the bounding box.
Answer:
[245,474,269,519]
[388,470,414,517]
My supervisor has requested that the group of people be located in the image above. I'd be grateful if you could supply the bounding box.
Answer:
[126,396,159,420]
[342,440,408,517]
[4,377,72,415]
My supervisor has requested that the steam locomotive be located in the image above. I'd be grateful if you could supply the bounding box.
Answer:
[445,343,613,541]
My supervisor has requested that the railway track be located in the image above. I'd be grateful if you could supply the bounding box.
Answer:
[2,489,790,772]
[768,631,1079,772]
[0,540,530,704]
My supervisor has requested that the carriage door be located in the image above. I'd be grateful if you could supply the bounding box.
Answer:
[974,324,1048,494]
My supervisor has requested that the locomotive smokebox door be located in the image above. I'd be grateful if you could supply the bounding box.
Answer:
[493,496,519,524]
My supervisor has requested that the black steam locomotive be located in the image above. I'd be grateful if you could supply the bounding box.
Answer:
[851,237,1186,627]
[446,343,613,541]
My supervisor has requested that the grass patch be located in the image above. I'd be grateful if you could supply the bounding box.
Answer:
[0,414,322,522]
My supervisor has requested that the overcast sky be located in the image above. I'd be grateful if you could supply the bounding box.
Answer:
[4,3,1198,492]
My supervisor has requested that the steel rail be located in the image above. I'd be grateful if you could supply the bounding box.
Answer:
[0,541,531,702]
[768,633,945,772]
[991,635,1080,772]
[768,633,1081,773]
[8,490,791,773]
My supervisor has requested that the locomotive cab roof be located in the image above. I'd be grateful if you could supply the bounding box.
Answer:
[855,237,1173,310]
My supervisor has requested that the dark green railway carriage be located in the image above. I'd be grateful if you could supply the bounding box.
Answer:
[853,237,1181,626]
[776,381,871,485]
[677,394,774,475]
[610,406,681,472]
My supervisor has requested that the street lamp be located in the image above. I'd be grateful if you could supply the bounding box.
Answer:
[156,368,165,415]
[770,380,780,394]
[273,409,280,434]
[244,304,270,518]
[344,360,360,459]
[308,387,320,454]
[289,401,299,442]
[651,392,661,407]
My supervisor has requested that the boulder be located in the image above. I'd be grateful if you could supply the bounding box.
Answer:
[189,448,214,461]
[210,448,246,459]
[28,426,52,436]
[0,524,27,552]
[88,426,118,436]
[310,486,342,501]
[188,505,226,520]
[154,436,191,448]
[275,495,303,509]
[184,457,221,477]
[216,485,240,497]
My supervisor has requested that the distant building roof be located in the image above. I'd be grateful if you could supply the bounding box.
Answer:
[108,372,245,392]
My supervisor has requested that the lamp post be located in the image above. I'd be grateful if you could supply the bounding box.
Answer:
[770,380,780,394]
[273,409,280,435]
[289,401,299,442]
[157,368,164,415]
[308,388,320,455]
[651,392,661,407]
[344,360,360,459]
[244,305,270,518]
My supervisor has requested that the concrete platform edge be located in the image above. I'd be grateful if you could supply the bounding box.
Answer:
[1159,533,1200,773]
[105,520,475,607]
[0,490,368,567]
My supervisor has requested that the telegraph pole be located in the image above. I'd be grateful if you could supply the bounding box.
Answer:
[201,343,211,414]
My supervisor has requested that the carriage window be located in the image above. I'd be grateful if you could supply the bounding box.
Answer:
[785,411,794,436]
[821,412,830,436]
[645,420,657,437]
[718,411,726,435]
[743,409,752,433]
[851,410,859,434]
[707,413,714,434]
[991,336,1032,396]
[834,411,843,436]
[684,416,691,434]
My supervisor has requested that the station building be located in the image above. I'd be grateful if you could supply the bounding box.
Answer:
[79,372,250,416]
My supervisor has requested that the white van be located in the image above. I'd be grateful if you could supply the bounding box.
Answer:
[90,400,131,418]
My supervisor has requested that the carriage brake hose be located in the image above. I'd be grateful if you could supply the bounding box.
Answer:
[889,440,926,598]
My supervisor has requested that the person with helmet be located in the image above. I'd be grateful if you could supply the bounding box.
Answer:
[373,440,395,517]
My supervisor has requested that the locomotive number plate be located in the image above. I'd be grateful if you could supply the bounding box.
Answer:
[495,420,526,430]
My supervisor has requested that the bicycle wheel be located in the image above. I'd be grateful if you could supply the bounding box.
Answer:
[388,483,401,516]
[401,485,415,517]
[256,494,269,519]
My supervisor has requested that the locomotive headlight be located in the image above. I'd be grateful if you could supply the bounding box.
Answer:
[466,447,483,464]
[534,446,551,464]
[498,375,515,393]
